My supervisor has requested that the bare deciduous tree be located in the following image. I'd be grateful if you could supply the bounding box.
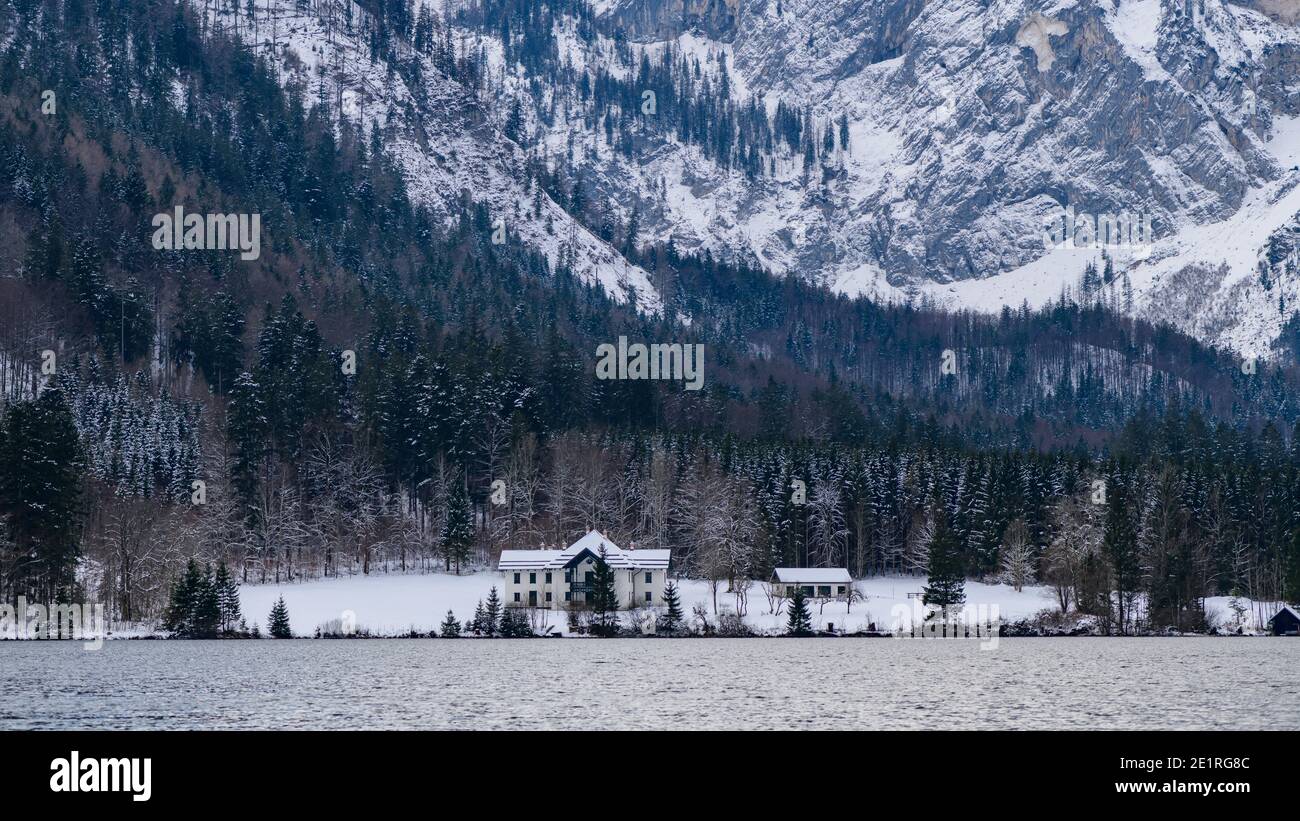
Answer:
[999,518,1035,592]
[1043,494,1102,614]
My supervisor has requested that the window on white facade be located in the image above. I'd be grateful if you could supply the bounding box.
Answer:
[529,572,536,584]
[513,592,520,602]
[513,573,520,584]
[644,591,652,602]
[545,572,552,583]
[546,592,552,602]
[644,572,652,583]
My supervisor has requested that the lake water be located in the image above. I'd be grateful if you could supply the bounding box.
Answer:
[0,638,1294,730]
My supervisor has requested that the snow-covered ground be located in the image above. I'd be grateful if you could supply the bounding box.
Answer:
[235,571,1266,637]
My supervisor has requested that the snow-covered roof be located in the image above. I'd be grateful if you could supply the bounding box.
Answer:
[772,568,853,584]
[498,530,670,571]
[1269,605,1300,622]
[496,551,554,570]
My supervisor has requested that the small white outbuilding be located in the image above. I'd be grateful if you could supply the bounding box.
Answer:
[771,568,853,599]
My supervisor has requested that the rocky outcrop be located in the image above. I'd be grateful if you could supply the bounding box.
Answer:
[606,0,741,41]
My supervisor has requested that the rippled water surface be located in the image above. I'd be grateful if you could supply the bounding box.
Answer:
[0,638,1294,730]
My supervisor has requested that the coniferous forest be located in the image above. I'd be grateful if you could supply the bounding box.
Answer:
[1,0,1300,638]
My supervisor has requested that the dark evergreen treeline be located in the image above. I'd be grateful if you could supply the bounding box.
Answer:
[162,558,242,638]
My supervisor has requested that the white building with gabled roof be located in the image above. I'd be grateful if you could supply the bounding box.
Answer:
[771,568,853,599]
[498,530,670,610]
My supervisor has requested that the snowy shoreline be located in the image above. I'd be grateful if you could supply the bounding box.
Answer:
[4,570,1268,641]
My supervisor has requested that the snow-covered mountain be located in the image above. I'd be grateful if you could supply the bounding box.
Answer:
[202,0,1300,356]
[596,0,1300,357]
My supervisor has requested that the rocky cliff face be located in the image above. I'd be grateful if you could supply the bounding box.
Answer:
[588,0,1300,355]
[606,0,742,40]
[193,0,1300,356]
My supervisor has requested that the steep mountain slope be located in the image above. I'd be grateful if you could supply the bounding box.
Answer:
[193,0,663,313]
[323,0,1294,356]
[594,0,1300,355]
[7,0,1296,446]
[185,0,1300,355]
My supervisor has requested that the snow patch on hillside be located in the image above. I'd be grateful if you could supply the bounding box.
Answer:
[1268,115,1300,170]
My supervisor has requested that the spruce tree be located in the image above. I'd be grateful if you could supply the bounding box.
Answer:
[162,559,199,636]
[923,508,967,618]
[268,596,292,638]
[499,608,530,638]
[483,586,502,637]
[0,386,85,600]
[214,561,241,634]
[441,479,473,574]
[226,371,268,521]
[191,563,221,639]
[1103,473,1140,634]
[589,547,620,637]
[160,559,220,638]
[658,581,684,635]
[470,600,487,636]
[786,587,813,636]
[1286,526,1300,605]
[439,609,461,637]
